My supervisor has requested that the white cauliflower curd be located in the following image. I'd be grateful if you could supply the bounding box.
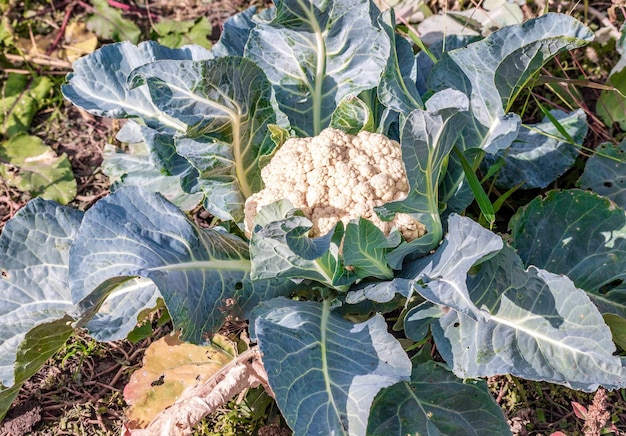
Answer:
[244,127,426,240]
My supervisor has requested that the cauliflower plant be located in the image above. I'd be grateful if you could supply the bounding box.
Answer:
[244,128,426,241]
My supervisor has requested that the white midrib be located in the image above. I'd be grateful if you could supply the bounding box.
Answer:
[232,120,251,198]
[146,259,251,272]
[79,84,187,131]
[424,125,443,218]
[489,313,597,358]
[312,28,325,135]
[320,299,349,435]
[391,37,421,110]
[404,382,433,427]
[437,278,480,317]
[297,0,326,135]
[359,247,392,279]
[165,80,251,197]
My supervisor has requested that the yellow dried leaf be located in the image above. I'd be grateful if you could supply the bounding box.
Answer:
[61,22,98,62]
[14,22,97,63]
[124,334,237,427]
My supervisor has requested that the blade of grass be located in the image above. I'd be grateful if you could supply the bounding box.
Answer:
[533,76,623,95]
[453,147,495,228]
[492,182,524,214]
[396,24,437,63]
[478,179,523,228]
[480,156,506,184]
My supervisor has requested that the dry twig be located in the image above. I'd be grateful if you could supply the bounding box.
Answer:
[125,347,272,436]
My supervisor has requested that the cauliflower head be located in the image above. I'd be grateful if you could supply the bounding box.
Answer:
[244,127,426,240]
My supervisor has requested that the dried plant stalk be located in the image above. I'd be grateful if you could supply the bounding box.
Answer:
[125,347,273,436]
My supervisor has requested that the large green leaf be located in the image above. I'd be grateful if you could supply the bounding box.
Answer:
[252,297,411,436]
[605,313,626,351]
[402,216,626,391]
[62,41,211,131]
[429,13,593,132]
[0,200,82,419]
[367,360,511,435]
[69,187,295,343]
[428,59,520,156]
[414,35,479,96]
[95,167,222,331]
[579,140,626,209]
[0,134,76,204]
[129,56,277,221]
[381,88,469,267]
[425,245,626,391]
[510,189,626,317]
[0,385,19,422]
[245,0,390,135]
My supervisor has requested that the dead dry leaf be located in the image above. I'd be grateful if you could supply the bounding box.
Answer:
[61,22,98,62]
[123,334,238,428]
[14,21,97,64]
[124,345,272,436]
